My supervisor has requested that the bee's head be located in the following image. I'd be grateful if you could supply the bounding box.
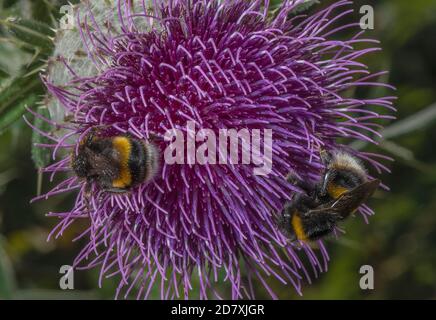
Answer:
[71,149,92,178]
[277,208,297,241]
[72,130,103,179]
[320,150,367,199]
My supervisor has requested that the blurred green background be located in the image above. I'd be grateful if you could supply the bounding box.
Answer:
[0,0,435,299]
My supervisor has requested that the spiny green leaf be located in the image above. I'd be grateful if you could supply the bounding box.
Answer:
[31,0,57,25]
[0,94,38,134]
[22,50,48,78]
[1,17,55,51]
[31,105,53,195]
[31,106,52,169]
[270,0,319,17]
[291,0,319,14]
[23,62,47,78]
[0,35,36,54]
[0,76,40,113]
[0,66,8,78]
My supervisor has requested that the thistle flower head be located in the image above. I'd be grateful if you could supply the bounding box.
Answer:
[33,0,395,299]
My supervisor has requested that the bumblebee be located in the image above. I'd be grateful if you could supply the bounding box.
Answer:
[278,150,380,242]
[72,129,159,193]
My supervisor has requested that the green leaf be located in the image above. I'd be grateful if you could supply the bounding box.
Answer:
[2,0,18,10]
[31,105,53,195]
[0,66,8,78]
[0,76,40,114]
[31,106,52,169]
[291,0,319,14]
[0,94,38,134]
[22,49,49,78]
[270,0,319,17]
[0,17,54,51]
[352,102,436,150]
[0,237,16,299]
[3,0,18,9]
[0,35,36,54]
[13,289,98,300]
[31,0,57,25]
[382,102,436,139]
[378,140,433,172]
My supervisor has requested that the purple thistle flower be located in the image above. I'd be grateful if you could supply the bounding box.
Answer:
[31,0,395,299]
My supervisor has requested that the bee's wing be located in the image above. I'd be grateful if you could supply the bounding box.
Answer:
[305,206,335,215]
[330,179,380,218]
[304,179,380,219]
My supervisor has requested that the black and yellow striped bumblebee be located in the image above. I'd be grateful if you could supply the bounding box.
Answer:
[278,150,380,242]
[72,128,159,193]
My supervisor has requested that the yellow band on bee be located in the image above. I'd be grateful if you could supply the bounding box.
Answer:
[112,137,132,188]
[291,212,307,241]
[327,183,348,199]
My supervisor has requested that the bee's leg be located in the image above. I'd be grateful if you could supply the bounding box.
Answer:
[105,187,129,193]
[277,201,298,242]
[301,210,341,240]
[96,176,128,194]
[82,181,93,211]
[318,149,335,196]
[287,173,314,195]
[83,125,111,146]
[84,127,99,145]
